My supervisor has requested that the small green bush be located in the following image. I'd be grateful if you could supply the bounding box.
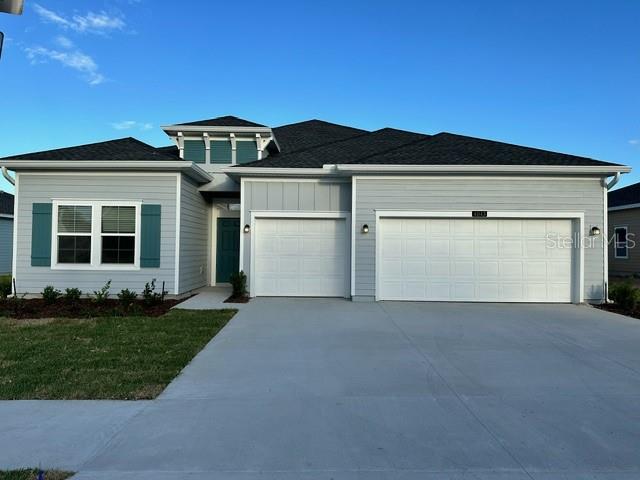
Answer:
[0,276,11,299]
[609,280,640,311]
[142,278,166,306]
[64,287,82,304]
[230,271,247,297]
[118,288,137,310]
[93,280,112,303]
[42,285,62,304]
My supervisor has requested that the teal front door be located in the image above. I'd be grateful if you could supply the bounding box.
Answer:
[216,218,240,283]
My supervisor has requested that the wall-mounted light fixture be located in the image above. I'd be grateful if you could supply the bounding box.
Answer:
[243,224,251,234]
[590,226,601,236]
[361,224,369,234]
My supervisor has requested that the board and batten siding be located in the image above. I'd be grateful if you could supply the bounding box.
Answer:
[15,173,178,294]
[608,207,640,276]
[354,176,606,302]
[179,175,209,292]
[241,179,351,286]
[0,217,12,274]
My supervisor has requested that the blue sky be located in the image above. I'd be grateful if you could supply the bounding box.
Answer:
[0,0,639,193]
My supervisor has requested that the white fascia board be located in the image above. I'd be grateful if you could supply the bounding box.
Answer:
[332,164,632,175]
[0,160,213,184]
[608,203,640,212]
[222,166,342,177]
[161,125,273,134]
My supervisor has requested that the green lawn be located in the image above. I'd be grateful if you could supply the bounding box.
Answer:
[0,470,73,480]
[0,309,236,400]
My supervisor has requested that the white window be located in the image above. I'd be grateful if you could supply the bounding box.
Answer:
[52,201,141,270]
[614,226,629,259]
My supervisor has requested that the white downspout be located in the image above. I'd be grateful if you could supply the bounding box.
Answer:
[602,171,622,302]
[1,166,15,185]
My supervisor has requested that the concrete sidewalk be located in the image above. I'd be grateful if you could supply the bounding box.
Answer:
[173,286,249,310]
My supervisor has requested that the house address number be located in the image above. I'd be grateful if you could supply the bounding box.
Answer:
[472,211,488,218]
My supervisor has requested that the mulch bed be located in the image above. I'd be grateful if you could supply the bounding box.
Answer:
[0,297,189,320]
[593,303,640,320]
[224,295,250,304]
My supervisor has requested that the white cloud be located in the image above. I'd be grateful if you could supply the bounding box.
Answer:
[111,121,154,131]
[55,35,74,49]
[629,139,639,145]
[33,4,125,34]
[25,46,105,85]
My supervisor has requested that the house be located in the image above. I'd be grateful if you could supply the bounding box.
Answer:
[0,191,13,275]
[0,116,630,303]
[608,181,640,277]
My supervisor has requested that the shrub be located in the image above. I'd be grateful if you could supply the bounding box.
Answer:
[93,280,112,304]
[42,285,62,304]
[229,271,247,298]
[0,276,11,299]
[118,288,137,310]
[64,287,82,304]
[142,278,167,306]
[609,280,640,311]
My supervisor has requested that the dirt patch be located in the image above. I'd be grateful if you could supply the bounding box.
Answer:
[0,296,192,320]
[593,303,640,320]
[224,295,250,304]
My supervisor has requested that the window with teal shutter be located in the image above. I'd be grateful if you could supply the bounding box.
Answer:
[31,203,52,266]
[140,204,161,268]
[184,140,205,163]
[236,141,257,164]
[211,140,232,164]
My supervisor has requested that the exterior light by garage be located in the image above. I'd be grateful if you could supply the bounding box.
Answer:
[243,224,251,234]
[590,226,601,236]
[361,224,369,234]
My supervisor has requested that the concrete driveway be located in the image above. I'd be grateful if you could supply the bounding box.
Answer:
[68,299,640,479]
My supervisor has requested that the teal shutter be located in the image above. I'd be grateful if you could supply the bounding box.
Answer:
[184,140,206,163]
[211,140,232,164]
[31,203,52,266]
[140,204,161,268]
[236,141,258,164]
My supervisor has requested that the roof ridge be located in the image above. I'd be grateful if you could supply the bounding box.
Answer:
[275,119,368,132]
[434,132,600,162]
[269,129,374,157]
[342,135,434,165]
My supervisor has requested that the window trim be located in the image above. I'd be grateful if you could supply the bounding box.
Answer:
[614,225,629,259]
[51,200,142,271]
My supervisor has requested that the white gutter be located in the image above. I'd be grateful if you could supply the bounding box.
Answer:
[332,164,632,175]
[605,172,621,190]
[161,125,273,134]
[1,166,14,185]
[0,160,213,184]
[222,166,340,177]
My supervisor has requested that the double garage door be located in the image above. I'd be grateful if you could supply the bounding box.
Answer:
[378,217,574,302]
[252,216,575,303]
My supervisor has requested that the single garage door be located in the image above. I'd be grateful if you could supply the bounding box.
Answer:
[254,217,348,297]
[378,218,574,302]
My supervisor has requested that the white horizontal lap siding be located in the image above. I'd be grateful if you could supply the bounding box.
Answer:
[15,173,178,294]
[354,177,605,302]
[179,176,209,293]
[241,179,351,288]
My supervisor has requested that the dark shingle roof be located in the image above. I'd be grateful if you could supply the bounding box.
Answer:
[1,138,183,161]
[243,128,427,168]
[272,120,367,154]
[609,182,640,208]
[155,145,180,158]
[175,115,266,128]
[345,132,621,167]
[0,191,14,216]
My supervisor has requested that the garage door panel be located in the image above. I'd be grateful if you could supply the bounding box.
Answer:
[254,218,347,297]
[379,217,573,303]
